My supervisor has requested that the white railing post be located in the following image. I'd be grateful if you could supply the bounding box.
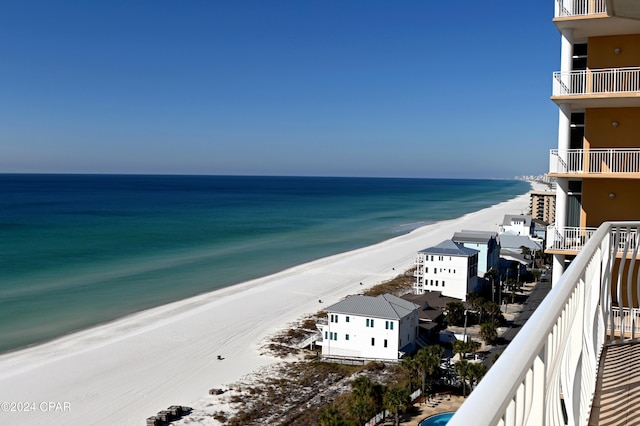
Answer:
[448,222,640,426]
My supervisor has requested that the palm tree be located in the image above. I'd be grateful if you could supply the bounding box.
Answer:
[480,322,498,345]
[454,359,471,397]
[383,386,410,426]
[400,356,417,392]
[467,340,481,358]
[319,406,344,426]
[468,362,488,392]
[452,340,466,360]
[349,397,372,425]
[350,376,374,424]
[414,346,443,398]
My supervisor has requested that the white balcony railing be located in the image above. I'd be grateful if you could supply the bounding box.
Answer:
[546,224,598,251]
[554,0,606,17]
[553,67,640,96]
[550,148,640,175]
[547,224,639,252]
[449,222,640,426]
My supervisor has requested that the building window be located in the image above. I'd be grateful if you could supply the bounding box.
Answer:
[325,331,328,339]
[371,338,375,346]
[366,318,374,327]
[346,316,350,323]
[425,267,428,273]
[442,281,445,287]
[346,334,349,340]
[390,322,394,330]
[435,281,438,287]
[384,339,388,348]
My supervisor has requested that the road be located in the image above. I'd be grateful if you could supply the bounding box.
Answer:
[484,276,552,367]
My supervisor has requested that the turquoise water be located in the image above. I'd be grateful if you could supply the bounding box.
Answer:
[419,412,454,426]
[0,174,529,353]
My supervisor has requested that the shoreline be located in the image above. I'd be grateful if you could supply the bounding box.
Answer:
[0,183,540,425]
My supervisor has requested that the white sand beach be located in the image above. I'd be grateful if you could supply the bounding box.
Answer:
[0,183,541,425]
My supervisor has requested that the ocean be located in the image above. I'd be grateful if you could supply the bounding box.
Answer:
[0,174,529,353]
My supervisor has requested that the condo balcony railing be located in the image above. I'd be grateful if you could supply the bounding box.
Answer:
[546,224,598,251]
[549,148,640,175]
[554,0,606,17]
[449,222,640,426]
[547,224,638,252]
[553,67,640,96]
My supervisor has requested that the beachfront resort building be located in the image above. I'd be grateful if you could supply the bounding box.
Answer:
[413,240,479,301]
[449,3,640,425]
[545,0,640,285]
[451,230,500,275]
[317,294,419,361]
[530,190,556,224]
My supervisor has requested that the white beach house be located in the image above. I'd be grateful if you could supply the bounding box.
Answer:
[414,240,479,301]
[451,230,500,275]
[317,294,419,361]
[500,214,534,237]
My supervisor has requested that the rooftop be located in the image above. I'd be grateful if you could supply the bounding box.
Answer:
[452,230,498,244]
[324,293,419,320]
[401,291,461,322]
[419,239,479,257]
[502,214,532,227]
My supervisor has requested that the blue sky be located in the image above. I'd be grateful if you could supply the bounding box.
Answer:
[1,1,559,178]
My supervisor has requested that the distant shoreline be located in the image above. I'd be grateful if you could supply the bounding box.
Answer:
[0,182,538,425]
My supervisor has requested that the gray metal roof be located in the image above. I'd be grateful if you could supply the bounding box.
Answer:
[498,233,542,251]
[325,293,419,319]
[452,230,498,244]
[502,214,532,227]
[419,239,479,257]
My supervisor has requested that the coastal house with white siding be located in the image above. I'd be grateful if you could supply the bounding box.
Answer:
[500,214,534,237]
[414,240,479,301]
[317,294,419,361]
[451,230,500,275]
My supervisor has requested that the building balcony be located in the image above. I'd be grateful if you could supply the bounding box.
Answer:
[449,222,640,426]
[552,68,640,107]
[546,224,598,253]
[554,0,607,18]
[549,148,640,178]
[546,223,638,254]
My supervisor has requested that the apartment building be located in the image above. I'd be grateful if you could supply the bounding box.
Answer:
[547,0,640,284]
[529,190,556,224]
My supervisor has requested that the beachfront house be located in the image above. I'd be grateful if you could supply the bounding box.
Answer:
[451,230,500,275]
[498,232,542,254]
[500,214,534,237]
[317,294,419,361]
[414,240,479,301]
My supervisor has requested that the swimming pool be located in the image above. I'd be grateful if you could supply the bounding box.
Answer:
[418,412,454,426]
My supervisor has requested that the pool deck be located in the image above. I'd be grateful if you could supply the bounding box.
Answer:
[378,393,464,425]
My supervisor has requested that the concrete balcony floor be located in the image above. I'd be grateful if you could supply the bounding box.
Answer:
[589,342,640,425]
